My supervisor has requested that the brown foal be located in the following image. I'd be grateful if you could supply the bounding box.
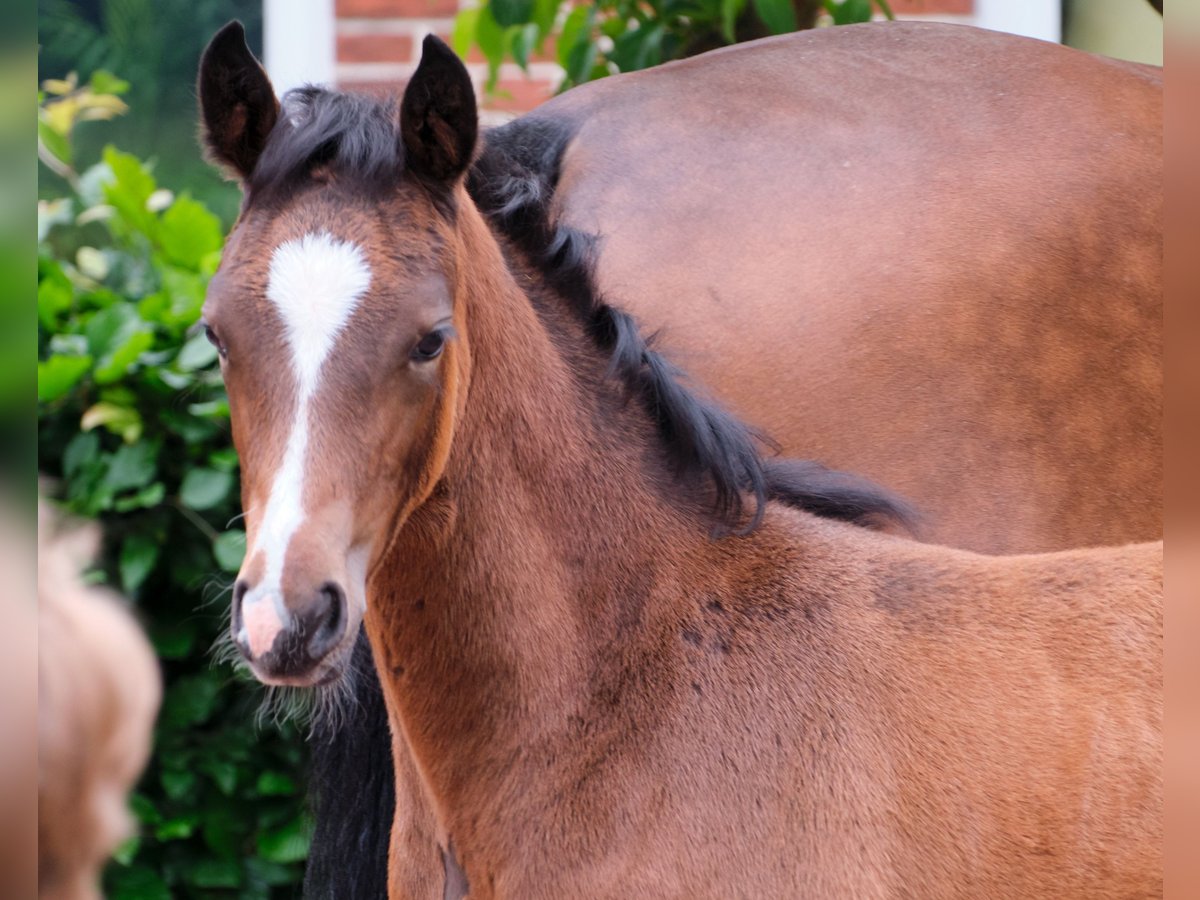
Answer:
[199,28,1161,898]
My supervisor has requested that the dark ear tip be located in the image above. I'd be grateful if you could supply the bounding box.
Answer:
[420,33,458,62]
[210,19,247,49]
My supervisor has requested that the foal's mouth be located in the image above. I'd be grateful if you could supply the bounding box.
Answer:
[247,641,355,689]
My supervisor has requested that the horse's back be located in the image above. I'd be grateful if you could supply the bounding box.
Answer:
[500,22,1162,554]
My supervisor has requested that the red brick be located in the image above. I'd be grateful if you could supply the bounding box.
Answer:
[887,0,973,13]
[484,77,557,114]
[337,34,416,64]
[338,79,406,98]
[336,0,459,18]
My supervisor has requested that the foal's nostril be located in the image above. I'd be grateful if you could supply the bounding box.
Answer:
[231,580,249,643]
[307,582,348,660]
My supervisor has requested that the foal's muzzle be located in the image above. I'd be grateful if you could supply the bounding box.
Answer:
[232,580,349,682]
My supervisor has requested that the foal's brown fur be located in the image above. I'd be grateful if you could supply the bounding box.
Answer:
[201,24,1166,897]
[366,168,1161,900]
[199,26,1162,899]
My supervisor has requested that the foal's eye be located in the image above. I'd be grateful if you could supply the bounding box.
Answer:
[411,330,446,362]
[204,324,227,358]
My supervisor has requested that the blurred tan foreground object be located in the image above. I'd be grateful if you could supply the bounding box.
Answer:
[38,504,161,900]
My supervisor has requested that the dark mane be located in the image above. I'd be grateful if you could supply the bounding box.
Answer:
[471,116,916,534]
[248,87,915,535]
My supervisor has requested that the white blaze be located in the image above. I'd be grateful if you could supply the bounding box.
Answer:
[240,232,371,638]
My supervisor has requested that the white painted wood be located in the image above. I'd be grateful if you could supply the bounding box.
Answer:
[264,0,336,93]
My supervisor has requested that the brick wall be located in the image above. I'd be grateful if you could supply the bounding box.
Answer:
[333,0,977,118]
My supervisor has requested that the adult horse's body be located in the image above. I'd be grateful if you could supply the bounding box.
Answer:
[198,27,1161,899]
[473,21,1163,556]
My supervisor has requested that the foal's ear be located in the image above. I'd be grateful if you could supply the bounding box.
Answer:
[400,36,478,183]
[197,21,279,181]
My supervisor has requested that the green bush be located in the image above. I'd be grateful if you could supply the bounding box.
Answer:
[38,74,309,899]
[455,0,894,92]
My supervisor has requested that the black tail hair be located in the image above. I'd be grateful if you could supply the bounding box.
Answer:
[303,630,394,899]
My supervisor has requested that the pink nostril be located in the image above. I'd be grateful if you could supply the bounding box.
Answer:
[243,597,285,659]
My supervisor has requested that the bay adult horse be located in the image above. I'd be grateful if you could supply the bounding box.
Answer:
[198,30,1161,898]
[472,21,1163,556]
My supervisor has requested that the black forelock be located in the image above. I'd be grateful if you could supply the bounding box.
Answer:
[248,87,403,199]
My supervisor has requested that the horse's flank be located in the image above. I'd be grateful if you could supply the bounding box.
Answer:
[475,22,1162,555]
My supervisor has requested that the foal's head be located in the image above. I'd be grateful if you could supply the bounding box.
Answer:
[199,24,478,685]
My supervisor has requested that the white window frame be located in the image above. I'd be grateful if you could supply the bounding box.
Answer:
[264,0,336,93]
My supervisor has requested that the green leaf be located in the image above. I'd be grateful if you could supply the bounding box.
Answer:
[612,22,665,73]
[156,265,208,328]
[162,674,222,729]
[150,620,197,660]
[214,529,247,573]
[186,398,230,419]
[830,0,873,24]
[38,355,92,402]
[104,441,158,492]
[37,260,74,329]
[63,431,100,478]
[452,8,480,58]
[102,146,157,236]
[176,331,219,371]
[476,5,508,88]
[154,814,199,841]
[208,447,240,471]
[201,756,239,796]
[558,6,598,85]
[120,533,160,593]
[558,6,592,69]
[753,0,798,33]
[159,768,197,801]
[113,481,165,513]
[180,467,233,510]
[256,816,312,864]
[89,70,130,95]
[721,0,747,42]
[491,0,535,27]
[255,771,297,796]
[531,0,557,37]
[188,858,243,889]
[510,23,539,70]
[158,195,223,269]
[129,793,160,826]
[38,118,71,166]
[107,864,171,900]
[84,302,153,384]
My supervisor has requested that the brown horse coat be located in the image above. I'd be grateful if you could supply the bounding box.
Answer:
[476,21,1163,554]
[196,21,1163,900]
[364,181,1161,899]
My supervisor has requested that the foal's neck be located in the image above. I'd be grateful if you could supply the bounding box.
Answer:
[366,200,710,813]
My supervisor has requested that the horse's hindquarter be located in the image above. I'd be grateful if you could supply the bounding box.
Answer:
[546,23,1162,554]
[853,536,1163,896]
